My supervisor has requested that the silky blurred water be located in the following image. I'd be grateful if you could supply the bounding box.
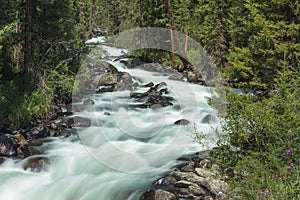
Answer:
[0,38,220,200]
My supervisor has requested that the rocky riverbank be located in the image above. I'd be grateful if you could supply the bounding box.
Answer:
[139,150,238,200]
[0,102,92,171]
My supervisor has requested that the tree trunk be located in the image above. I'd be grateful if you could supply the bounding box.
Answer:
[166,0,191,71]
[23,0,30,74]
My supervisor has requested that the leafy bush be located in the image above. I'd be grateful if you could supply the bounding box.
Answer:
[210,68,300,199]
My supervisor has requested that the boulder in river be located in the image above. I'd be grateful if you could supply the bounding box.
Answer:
[66,116,92,128]
[174,119,190,125]
[84,62,135,93]
[83,98,95,105]
[0,134,19,157]
[23,157,50,172]
[131,82,173,109]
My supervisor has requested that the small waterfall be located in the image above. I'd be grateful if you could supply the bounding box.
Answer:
[0,37,220,200]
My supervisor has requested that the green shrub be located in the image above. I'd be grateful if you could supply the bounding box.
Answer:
[210,68,300,199]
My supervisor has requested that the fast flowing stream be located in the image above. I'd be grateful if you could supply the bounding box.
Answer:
[0,37,220,200]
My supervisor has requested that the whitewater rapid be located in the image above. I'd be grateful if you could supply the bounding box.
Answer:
[0,37,220,200]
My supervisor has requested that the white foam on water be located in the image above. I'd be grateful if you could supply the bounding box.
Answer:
[0,41,220,200]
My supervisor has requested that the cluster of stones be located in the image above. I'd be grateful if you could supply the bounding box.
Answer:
[140,151,235,200]
[0,97,100,171]
[130,82,174,109]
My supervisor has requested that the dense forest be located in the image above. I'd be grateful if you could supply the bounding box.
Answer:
[0,0,299,199]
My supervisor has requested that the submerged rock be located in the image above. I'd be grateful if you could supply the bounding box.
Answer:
[67,116,92,128]
[83,98,95,105]
[174,119,190,125]
[23,157,50,172]
[143,82,154,87]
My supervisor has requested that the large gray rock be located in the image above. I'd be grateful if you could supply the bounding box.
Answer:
[66,116,92,128]
[195,168,215,178]
[174,119,190,126]
[140,189,177,200]
[169,171,207,186]
[205,177,228,196]
[188,183,207,196]
[82,62,135,94]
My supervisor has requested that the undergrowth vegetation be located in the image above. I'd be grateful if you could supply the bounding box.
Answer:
[210,68,300,199]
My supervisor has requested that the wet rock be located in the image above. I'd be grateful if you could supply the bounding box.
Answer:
[26,126,49,140]
[201,114,217,124]
[140,189,177,200]
[23,157,50,172]
[174,119,190,125]
[186,70,206,85]
[130,92,148,99]
[104,112,111,116]
[0,134,19,157]
[66,116,92,128]
[131,82,173,109]
[0,157,5,165]
[27,146,42,156]
[142,63,178,74]
[147,95,173,107]
[84,61,134,93]
[28,139,43,146]
[48,111,58,120]
[144,82,154,87]
[150,104,163,110]
[96,84,115,93]
[121,58,143,69]
[116,77,134,91]
[83,98,95,105]
[59,106,73,116]
[169,73,184,81]
[154,176,177,189]
[181,163,195,172]
[49,129,60,137]
[50,122,58,130]
[97,73,118,86]
[154,82,167,90]
[159,88,169,95]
